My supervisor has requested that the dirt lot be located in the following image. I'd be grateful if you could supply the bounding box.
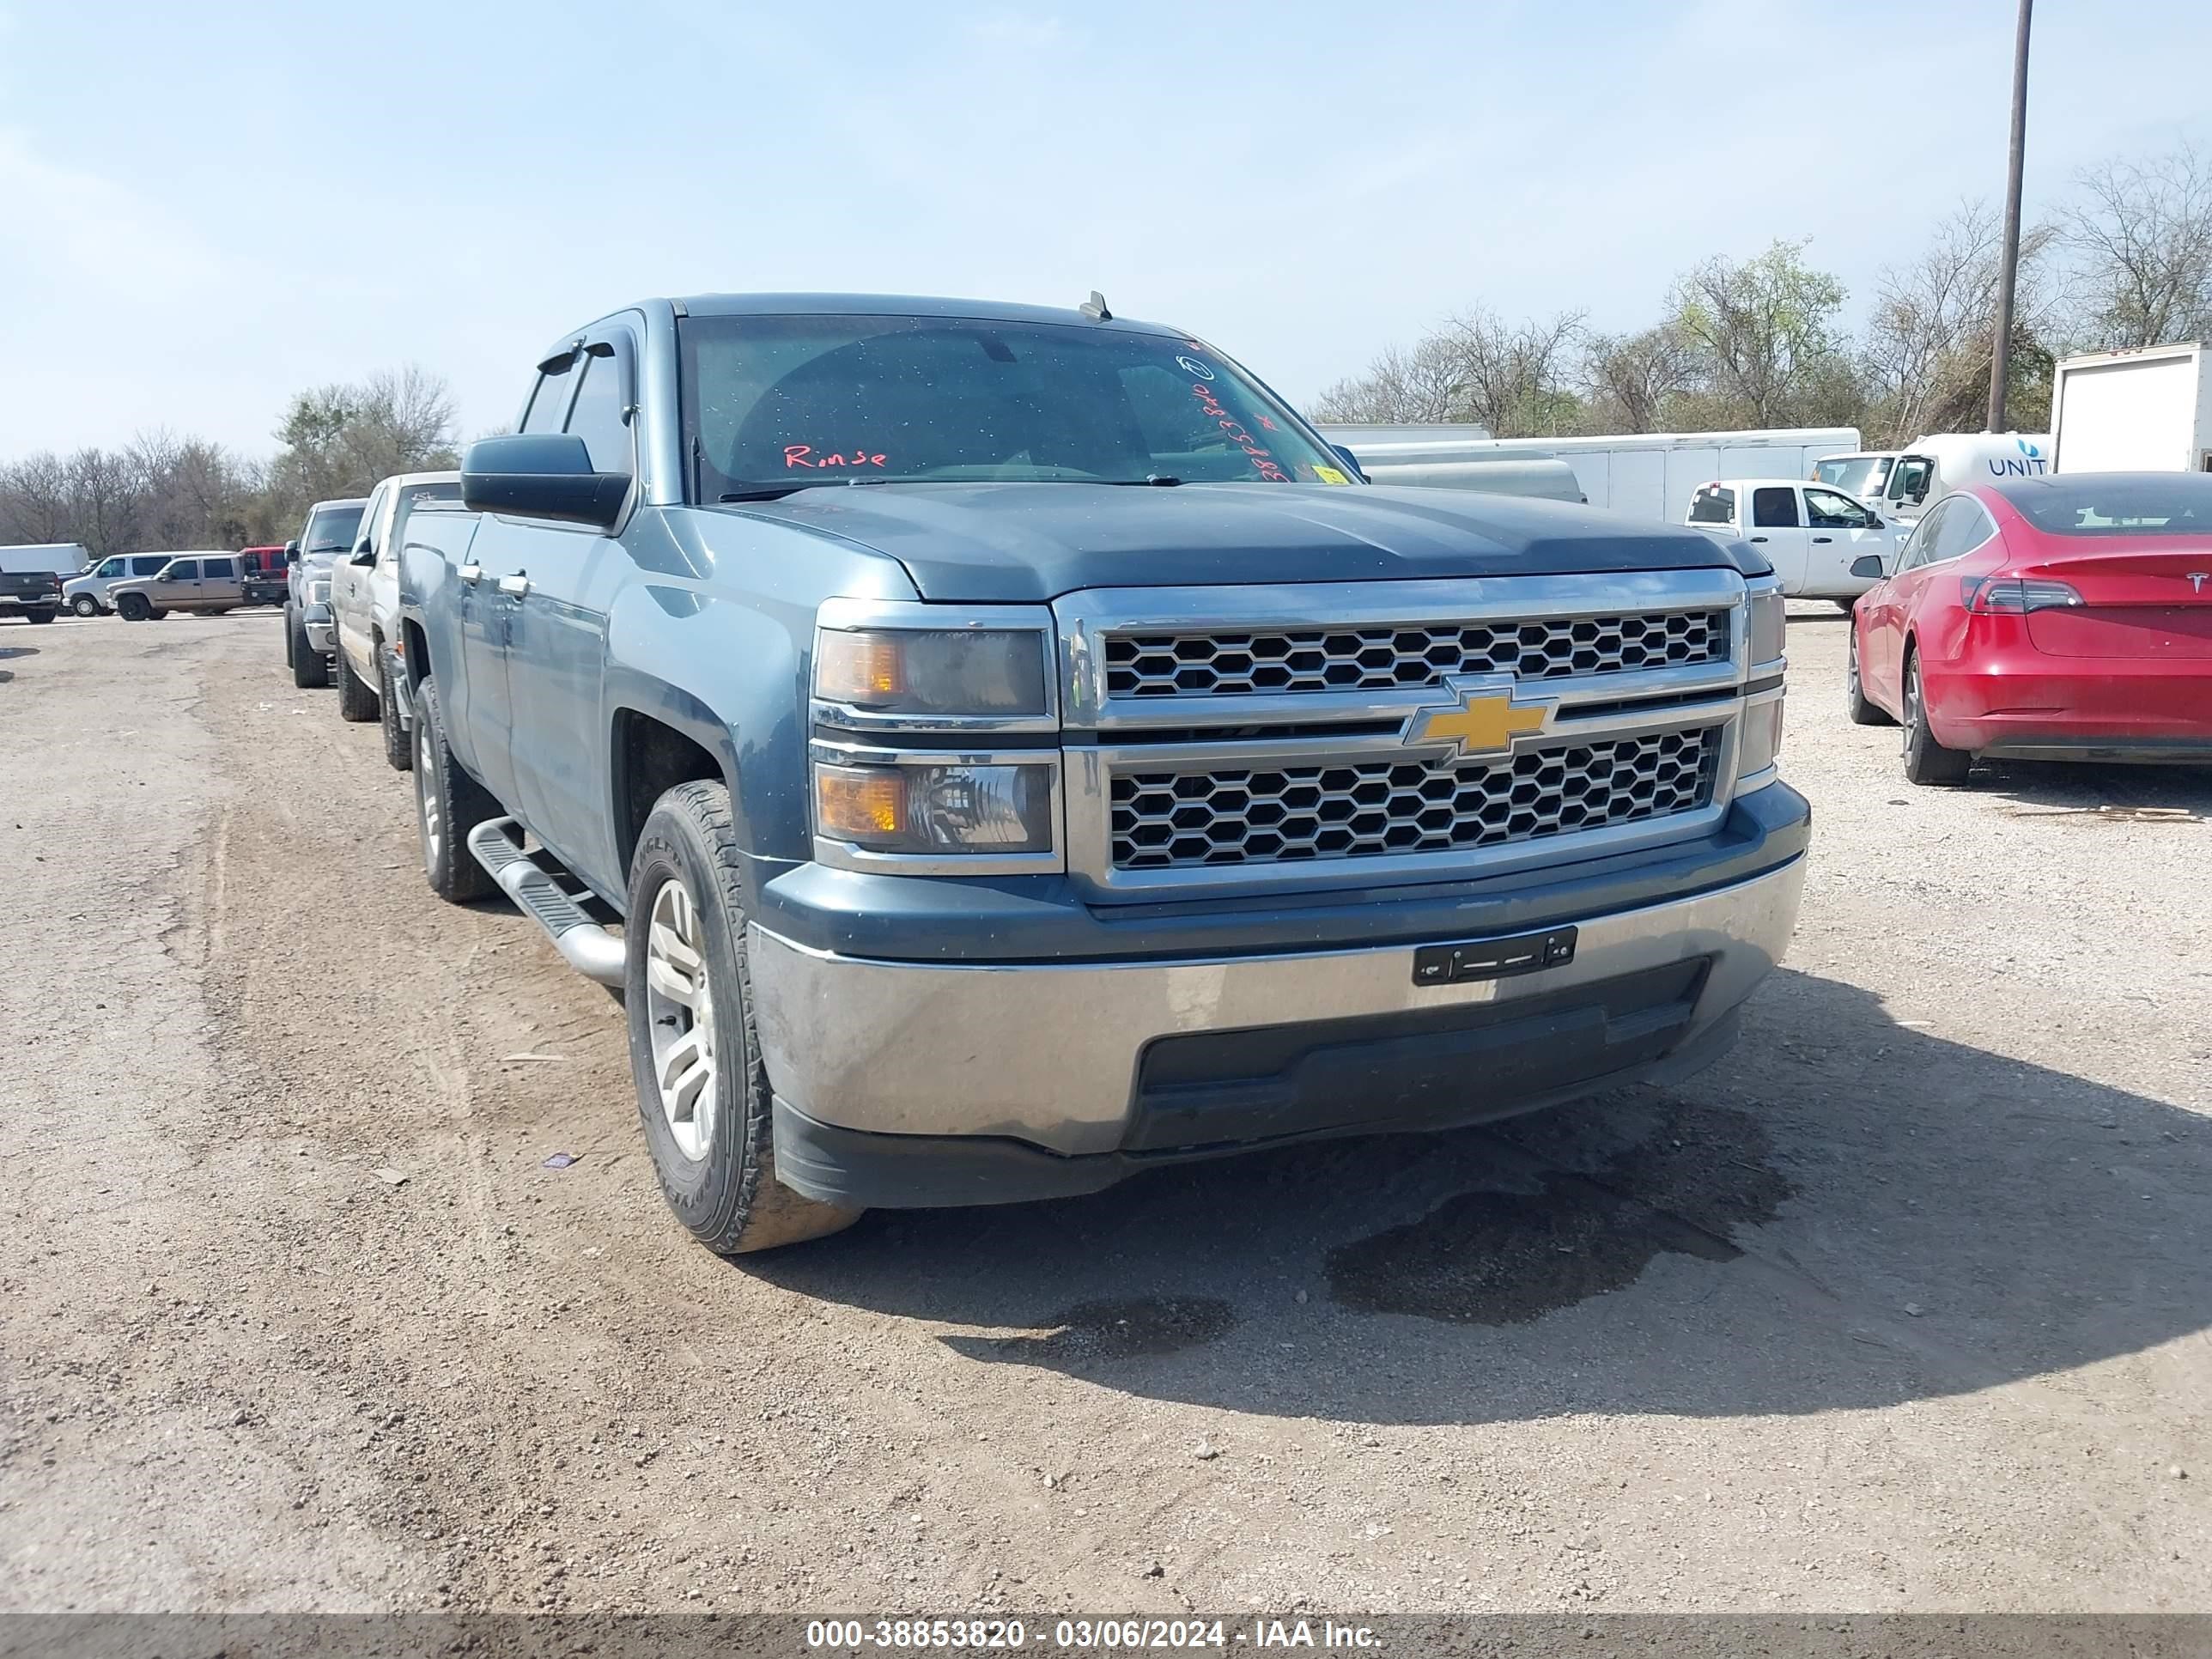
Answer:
[3,605,2209,1616]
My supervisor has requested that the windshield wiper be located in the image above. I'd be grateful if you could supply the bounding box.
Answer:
[717,484,831,502]
[1097,475,1183,487]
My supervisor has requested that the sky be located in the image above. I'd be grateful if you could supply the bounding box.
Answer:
[3,0,2210,459]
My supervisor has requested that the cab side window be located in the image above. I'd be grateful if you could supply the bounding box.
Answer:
[1751,487,1800,529]
[522,365,577,434]
[164,559,199,580]
[203,557,236,579]
[1805,487,1874,528]
[564,349,635,477]
[131,556,168,576]
[96,556,125,577]
[1892,457,1935,504]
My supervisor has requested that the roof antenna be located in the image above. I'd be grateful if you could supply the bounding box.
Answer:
[1079,289,1112,321]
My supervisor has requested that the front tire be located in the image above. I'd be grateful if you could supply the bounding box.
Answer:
[1901,650,1972,786]
[26,609,55,624]
[379,651,412,772]
[335,642,378,721]
[625,781,861,1255]
[1845,624,1893,726]
[412,675,500,902]
[290,611,327,688]
[116,593,150,622]
[70,595,100,618]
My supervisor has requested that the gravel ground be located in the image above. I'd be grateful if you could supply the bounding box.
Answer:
[3,604,2209,1616]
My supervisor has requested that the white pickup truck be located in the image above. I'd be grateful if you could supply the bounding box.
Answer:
[1685,478,1897,605]
[326,471,459,768]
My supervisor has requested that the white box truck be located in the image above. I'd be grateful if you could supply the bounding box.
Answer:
[1810,432,2051,523]
[1322,425,1861,524]
[2050,342,2212,473]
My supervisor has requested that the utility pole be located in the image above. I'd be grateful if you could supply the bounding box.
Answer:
[1987,0,2033,432]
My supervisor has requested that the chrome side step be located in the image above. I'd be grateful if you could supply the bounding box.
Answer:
[465,817,626,986]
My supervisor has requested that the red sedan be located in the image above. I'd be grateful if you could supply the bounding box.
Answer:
[1846,473,2212,784]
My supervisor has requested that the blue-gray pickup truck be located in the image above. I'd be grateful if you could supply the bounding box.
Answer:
[396,293,1808,1255]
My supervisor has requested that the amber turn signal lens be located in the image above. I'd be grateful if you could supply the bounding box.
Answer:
[816,632,908,702]
[815,764,908,841]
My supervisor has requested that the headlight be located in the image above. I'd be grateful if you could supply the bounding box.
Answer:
[1747,585,1785,664]
[815,760,1054,854]
[1737,694,1784,782]
[815,627,1048,716]
[308,578,331,605]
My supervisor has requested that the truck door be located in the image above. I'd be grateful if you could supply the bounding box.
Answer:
[503,324,641,894]
[1802,486,1889,597]
[1744,485,1810,594]
[335,483,388,674]
[150,558,199,610]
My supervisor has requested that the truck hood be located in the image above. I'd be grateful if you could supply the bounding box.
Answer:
[708,483,1758,603]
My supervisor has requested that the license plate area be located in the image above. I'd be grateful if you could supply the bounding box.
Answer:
[1413,926,1577,986]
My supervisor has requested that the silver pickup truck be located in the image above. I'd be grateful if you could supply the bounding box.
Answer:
[395,293,1809,1255]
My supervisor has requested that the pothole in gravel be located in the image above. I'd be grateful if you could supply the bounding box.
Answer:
[1326,1101,1791,1326]
[981,1296,1237,1364]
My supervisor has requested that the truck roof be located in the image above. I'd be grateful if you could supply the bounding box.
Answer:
[667,292,1188,337]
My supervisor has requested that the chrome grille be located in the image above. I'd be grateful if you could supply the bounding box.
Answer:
[1109,726,1723,871]
[1103,610,1729,698]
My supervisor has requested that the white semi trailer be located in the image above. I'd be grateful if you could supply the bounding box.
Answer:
[1322,425,1860,524]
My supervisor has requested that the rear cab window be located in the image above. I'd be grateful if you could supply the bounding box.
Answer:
[387,481,464,557]
[203,557,236,579]
[1688,484,1735,525]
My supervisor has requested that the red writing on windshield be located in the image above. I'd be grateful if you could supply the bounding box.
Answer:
[1189,384,1289,482]
[786,445,887,469]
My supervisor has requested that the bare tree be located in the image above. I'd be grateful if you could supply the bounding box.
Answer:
[1432,307,1588,436]
[1579,325,1698,433]
[1310,337,1470,424]
[2061,143,2212,349]
[265,364,459,520]
[1863,202,2059,441]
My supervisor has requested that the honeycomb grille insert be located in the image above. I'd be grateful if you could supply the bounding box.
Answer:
[1103,611,1729,698]
[1109,726,1723,871]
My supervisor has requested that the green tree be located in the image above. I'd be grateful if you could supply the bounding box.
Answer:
[1667,240,1859,428]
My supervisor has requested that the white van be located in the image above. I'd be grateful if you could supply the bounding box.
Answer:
[1684,478,1897,604]
[1812,432,2050,524]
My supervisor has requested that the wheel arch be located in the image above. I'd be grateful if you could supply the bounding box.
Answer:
[610,696,741,884]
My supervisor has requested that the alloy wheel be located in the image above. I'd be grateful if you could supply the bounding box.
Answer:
[643,876,718,1162]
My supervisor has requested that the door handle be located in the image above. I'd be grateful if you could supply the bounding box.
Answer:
[458,564,482,584]
[1748,535,1769,543]
[497,574,532,598]
[1812,536,1834,544]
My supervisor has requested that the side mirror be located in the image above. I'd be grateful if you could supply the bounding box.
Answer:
[1330,443,1370,483]
[1850,555,1886,580]
[461,434,629,529]
[1867,514,1885,529]
[284,541,301,566]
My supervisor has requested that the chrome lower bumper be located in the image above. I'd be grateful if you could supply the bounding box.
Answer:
[747,854,1806,1159]
[304,619,336,653]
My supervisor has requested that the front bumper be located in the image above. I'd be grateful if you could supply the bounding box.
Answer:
[303,607,336,653]
[750,843,1806,1208]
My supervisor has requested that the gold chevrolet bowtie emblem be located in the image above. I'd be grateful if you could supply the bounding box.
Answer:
[1404,684,1553,758]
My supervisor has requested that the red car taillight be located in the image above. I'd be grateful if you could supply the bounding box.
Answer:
[1960,575,2085,614]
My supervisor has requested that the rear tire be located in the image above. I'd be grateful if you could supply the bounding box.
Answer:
[412,675,500,902]
[26,609,55,624]
[1901,650,1972,786]
[335,642,378,721]
[290,611,327,688]
[380,652,412,772]
[1845,624,1893,726]
[70,595,100,618]
[625,781,862,1255]
[283,603,296,667]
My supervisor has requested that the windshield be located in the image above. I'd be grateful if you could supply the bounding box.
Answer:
[678,313,1347,497]
[1814,456,1893,499]
[1997,474,2212,536]
[302,504,364,554]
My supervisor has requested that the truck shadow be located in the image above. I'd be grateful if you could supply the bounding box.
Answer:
[746,967,2212,1425]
